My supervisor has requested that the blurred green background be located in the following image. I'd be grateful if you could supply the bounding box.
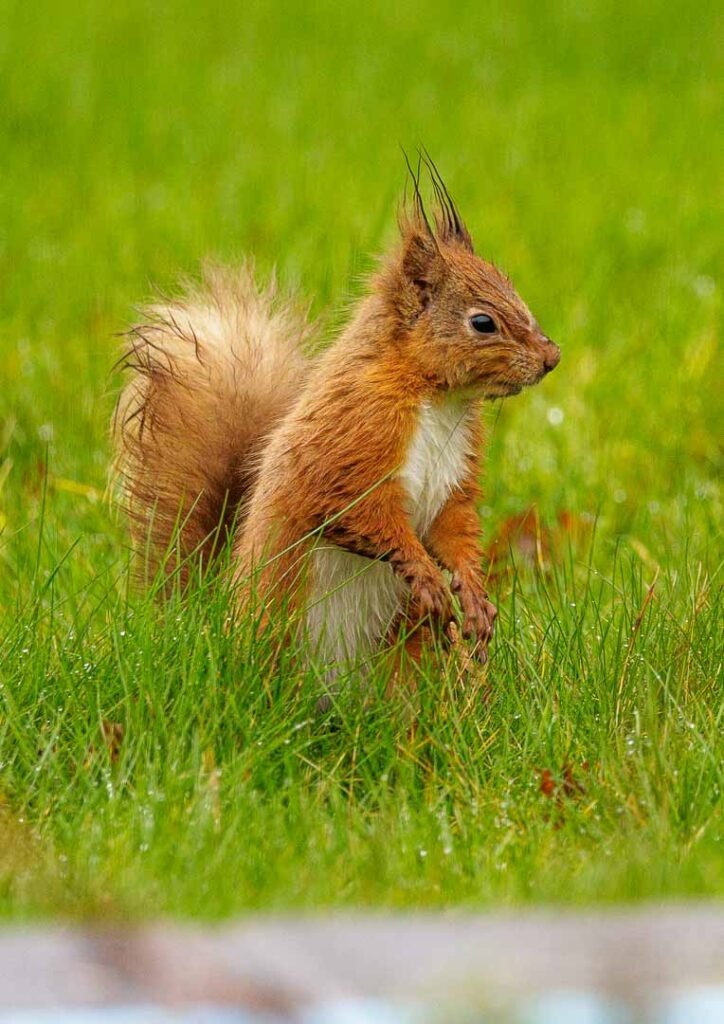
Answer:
[0,0,721,916]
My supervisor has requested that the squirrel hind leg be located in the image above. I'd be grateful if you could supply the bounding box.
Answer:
[383,617,432,697]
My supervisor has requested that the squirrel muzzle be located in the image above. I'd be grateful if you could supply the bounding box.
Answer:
[541,338,561,374]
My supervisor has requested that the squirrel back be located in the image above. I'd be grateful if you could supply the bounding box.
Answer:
[114,263,311,585]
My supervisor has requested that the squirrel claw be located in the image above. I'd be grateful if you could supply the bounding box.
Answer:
[452,572,497,655]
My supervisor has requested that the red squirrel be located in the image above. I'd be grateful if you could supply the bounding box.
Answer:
[115,160,560,679]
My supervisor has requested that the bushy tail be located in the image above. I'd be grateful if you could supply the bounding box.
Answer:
[113,262,311,585]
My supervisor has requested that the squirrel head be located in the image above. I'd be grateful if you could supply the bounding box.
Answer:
[379,159,560,398]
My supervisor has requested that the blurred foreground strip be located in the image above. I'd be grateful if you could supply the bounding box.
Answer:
[2,990,724,1022]
[0,906,721,1022]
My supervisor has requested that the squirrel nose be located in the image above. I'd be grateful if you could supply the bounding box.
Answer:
[542,340,560,374]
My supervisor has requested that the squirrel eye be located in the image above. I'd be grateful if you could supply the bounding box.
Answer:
[470,313,496,335]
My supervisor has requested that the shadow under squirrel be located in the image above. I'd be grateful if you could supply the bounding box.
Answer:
[114,160,560,682]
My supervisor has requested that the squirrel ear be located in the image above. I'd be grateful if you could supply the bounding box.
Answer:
[419,147,474,253]
[400,227,444,308]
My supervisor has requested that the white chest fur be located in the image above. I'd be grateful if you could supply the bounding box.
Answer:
[400,399,474,536]
[306,398,475,672]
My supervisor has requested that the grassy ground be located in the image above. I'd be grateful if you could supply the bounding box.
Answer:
[0,0,721,919]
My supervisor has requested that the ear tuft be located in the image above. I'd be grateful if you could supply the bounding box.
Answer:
[420,149,474,252]
[401,147,474,253]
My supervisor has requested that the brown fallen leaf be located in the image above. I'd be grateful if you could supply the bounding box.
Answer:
[538,761,588,827]
[486,507,550,580]
[485,507,594,583]
[561,760,588,799]
[83,720,125,769]
[539,768,556,798]
[101,720,125,763]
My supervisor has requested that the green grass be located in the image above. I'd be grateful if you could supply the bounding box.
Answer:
[0,0,721,919]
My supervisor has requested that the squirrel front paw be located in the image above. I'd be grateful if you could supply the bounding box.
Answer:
[451,571,497,661]
[404,563,453,628]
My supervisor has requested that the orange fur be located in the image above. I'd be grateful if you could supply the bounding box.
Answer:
[114,165,560,673]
